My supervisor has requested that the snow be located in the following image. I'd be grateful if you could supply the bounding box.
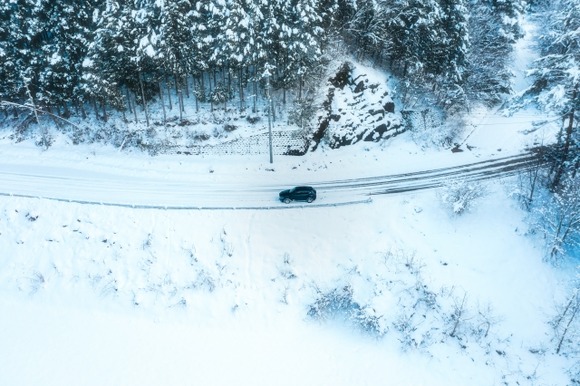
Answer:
[0,122,575,386]
[0,15,577,386]
[49,52,61,66]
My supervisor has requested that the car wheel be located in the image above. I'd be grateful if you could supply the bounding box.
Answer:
[307,196,314,203]
[284,198,291,204]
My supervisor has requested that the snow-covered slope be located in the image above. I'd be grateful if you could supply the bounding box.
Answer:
[0,125,576,386]
[0,165,575,386]
[0,15,577,386]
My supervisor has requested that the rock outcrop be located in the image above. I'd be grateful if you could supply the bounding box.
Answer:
[312,62,403,150]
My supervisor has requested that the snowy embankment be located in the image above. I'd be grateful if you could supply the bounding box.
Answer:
[0,126,576,386]
[0,15,577,385]
[0,172,574,386]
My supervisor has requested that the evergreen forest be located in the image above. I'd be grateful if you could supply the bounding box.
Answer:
[0,0,578,188]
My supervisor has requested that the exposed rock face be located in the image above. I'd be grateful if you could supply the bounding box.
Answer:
[312,62,404,150]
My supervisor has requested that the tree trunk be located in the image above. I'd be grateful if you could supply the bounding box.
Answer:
[132,93,139,123]
[200,72,205,102]
[194,76,199,113]
[227,67,232,111]
[253,76,258,113]
[102,101,107,122]
[159,82,166,125]
[180,89,185,113]
[126,88,133,115]
[79,102,87,120]
[239,67,244,112]
[25,83,40,125]
[178,90,183,121]
[165,75,173,111]
[138,71,150,127]
[551,84,578,190]
[92,98,99,120]
[556,292,578,354]
[209,71,214,113]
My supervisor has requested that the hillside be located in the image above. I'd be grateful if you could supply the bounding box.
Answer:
[0,133,577,386]
[1,7,579,386]
[0,71,578,386]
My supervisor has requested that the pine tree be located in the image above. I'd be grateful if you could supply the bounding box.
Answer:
[37,0,99,113]
[432,0,469,111]
[0,0,41,105]
[209,0,256,109]
[266,0,325,101]
[81,0,135,114]
[521,0,579,189]
[0,0,100,113]
[385,0,443,79]
[333,0,388,59]
[465,0,523,106]
[0,1,23,104]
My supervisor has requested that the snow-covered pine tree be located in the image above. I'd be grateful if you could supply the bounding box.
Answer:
[158,0,196,90]
[522,0,579,189]
[155,0,205,116]
[189,0,222,108]
[0,0,24,106]
[432,0,469,112]
[81,0,136,117]
[36,0,98,114]
[0,0,45,107]
[235,0,278,112]
[384,0,442,77]
[492,0,524,38]
[228,0,259,111]
[275,0,325,102]
[254,0,279,71]
[209,0,251,110]
[383,0,446,110]
[465,0,523,106]
[0,0,99,114]
[131,0,162,90]
[331,0,390,60]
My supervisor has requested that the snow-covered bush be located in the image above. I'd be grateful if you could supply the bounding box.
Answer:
[307,285,386,337]
[513,161,548,211]
[550,288,580,355]
[287,96,317,129]
[569,361,580,385]
[17,271,45,294]
[531,176,580,263]
[35,131,53,149]
[406,110,463,149]
[439,179,486,215]
[305,249,504,352]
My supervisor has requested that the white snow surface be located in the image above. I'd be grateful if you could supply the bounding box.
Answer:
[0,114,575,386]
[0,19,578,386]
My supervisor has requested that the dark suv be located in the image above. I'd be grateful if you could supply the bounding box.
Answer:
[279,186,317,204]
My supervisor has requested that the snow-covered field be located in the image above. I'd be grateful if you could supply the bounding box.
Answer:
[1,15,578,385]
[0,114,577,385]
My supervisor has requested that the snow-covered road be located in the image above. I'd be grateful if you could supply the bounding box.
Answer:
[0,150,543,209]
